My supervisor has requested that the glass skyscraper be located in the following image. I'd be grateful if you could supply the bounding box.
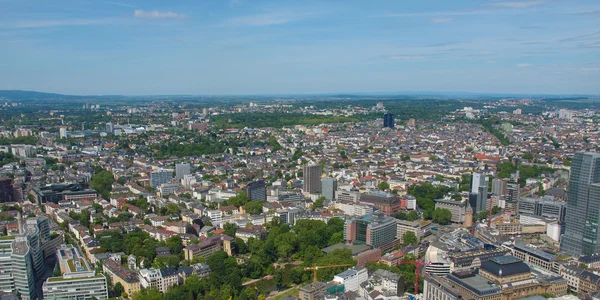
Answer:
[561,152,600,256]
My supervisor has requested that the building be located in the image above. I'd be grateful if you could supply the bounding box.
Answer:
[369,269,404,296]
[11,145,35,158]
[321,178,337,201]
[303,164,322,194]
[138,267,179,293]
[0,178,14,203]
[334,201,375,217]
[174,163,191,180]
[150,170,173,188]
[33,183,97,205]
[102,259,140,298]
[470,173,489,214]
[359,192,401,216]
[383,113,394,128]
[332,267,368,292]
[396,219,432,241]
[491,178,507,197]
[344,215,398,252]
[59,127,67,139]
[105,122,114,134]
[299,282,326,300]
[337,190,360,202]
[434,199,466,223]
[42,244,108,300]
[183,235,233,260]
[471,172,485,194]
[245,180,267,201]
[510,241,559,273]
[424,256,567,300]
[506,180,520,216]
[561,152,600,256]
[517,197,566,223]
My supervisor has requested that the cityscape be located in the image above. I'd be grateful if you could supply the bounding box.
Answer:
[1,0,600,300]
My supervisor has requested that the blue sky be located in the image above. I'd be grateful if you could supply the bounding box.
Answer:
[1,0,599,95]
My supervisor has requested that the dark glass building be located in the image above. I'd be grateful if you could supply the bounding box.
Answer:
[383,113,395,128]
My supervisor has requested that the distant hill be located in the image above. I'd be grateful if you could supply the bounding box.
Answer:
[0,90,83,100]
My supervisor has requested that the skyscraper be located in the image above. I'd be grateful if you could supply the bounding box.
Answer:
[383,113,395,128]
[470,173,488,214]
[491,178,507,197]
[303,164,322,194]
[561,152,600,256]
[321,178,337,201]
[59,127,67,139]
[175,163,191,180]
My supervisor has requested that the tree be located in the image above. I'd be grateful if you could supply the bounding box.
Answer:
[244,201,264,215]
[113,282,124,297]
[273,267,285,290]
[407,211,419,221]
[402,231,418,246]
[378,181,390,191]
[132,287,162,300]
[90,168,115,199]
[432,208,452,225]
[166,203,180,215]
[312,196,325,211]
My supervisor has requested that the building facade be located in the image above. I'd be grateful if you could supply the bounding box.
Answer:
[303,164,322,194]
[561,152,600,256]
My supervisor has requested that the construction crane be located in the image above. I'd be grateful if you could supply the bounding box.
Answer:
[397,260,430,294]
[303,263,353,282]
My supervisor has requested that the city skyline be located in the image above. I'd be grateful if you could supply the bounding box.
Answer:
[1,0,599,95]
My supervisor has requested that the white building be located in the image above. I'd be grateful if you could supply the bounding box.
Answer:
[332,267,368,292]
[42,244,108,300]
[546,222,561,242]
[138,268,179,293]
[396,219,432,240]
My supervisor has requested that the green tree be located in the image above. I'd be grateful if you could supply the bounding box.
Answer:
[113,282,124,297]
[432,208,452,225]
[312,196,325,211]
[378,181,390,190]
[402,231,418,246]
[132,287,162,300]
[244,201,264,215]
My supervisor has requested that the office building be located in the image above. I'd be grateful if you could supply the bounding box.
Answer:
[506,180,520,217]
[344,215,398,252]
[561,152,600,256]
[105,122,114,134]
[383,113,394,128]
[34,183,97,205]
[434,199,466,223]
[321,178,337,201]
[471,172,485,194]
[299,282,326,300]
[396,219,432,241]
[470,173,489,214]
[42,244,108,300]
[150,170,173,188]
[11,145,35,158]
[303,164,322,194]
[517,197,566,223]
[245,180,267,201]
[174,163,191,180]
[183,235,233,261]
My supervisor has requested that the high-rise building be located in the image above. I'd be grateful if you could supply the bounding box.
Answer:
[59,127,67,139]
[175,163,191,180]
[470,173,488,214]
[383,113,395,128]
[506,180,520,217]
[150,170,173,188]
[471,172,485,194]
[303,164,322,194]
[561,152,600,256]
[42,244,108,300]
[105,122,114,134]
[245,180,267,201]
[321,178,337,201]
[0,177,14,203]
[0,217,52,300]
[491,178,507,197]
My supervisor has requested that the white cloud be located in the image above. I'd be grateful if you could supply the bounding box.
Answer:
[488,0,547,8]
[485,60,498,64]
[227,13,298,26]
[516,63,532,67]
[133,10,186,20]
[430,17,454,23]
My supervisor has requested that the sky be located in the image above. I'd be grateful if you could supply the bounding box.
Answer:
[0,0,599,95]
